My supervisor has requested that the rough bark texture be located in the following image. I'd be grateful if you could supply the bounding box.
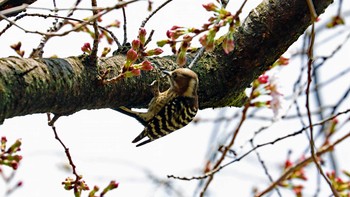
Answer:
[0,0,37,19]
[0,0,333,123]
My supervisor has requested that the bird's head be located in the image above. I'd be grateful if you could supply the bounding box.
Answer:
[163,68,198,97]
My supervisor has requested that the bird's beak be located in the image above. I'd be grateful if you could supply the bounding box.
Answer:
[162,70,171,76]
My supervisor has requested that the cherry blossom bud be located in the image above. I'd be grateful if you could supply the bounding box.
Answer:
[145,48,163,56]
[138,28,147,45]
[199,34,208,47]
[284,159,293,169]
[124,49,138,68]
[101,47,111,57]
[81,43,91,53]
[188,27,200,34]
[326,15,345,28]
[10,42,21,51]
[202,3,218,12]
[13,155,23,162]
[10,42,25,57]
[277,56,289,66]
[147,0,153,11]
[157,40,169,47]
[177,50,187,66]
[106,34,113,45]
[222,35,234,54]
[131,68,141,76]
[203,28,217,51]
[108,20,120,28]
[17,181,23,187]
[109,180,119,189]
[9,139,22,153]
[258,74,269,84]
[141,60,153,71]
[132,39,141,51]
[166,30,173,39]
[126,49,138,62]
[171,25,182,30]
[292,185,303,196]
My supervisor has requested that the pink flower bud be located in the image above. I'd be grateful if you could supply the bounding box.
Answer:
[139,28,147,36]
[106,35,113,45]
[138,28,147,44]
[277,56,289,66]
[327,170,335,179]
[171,25,182,30]
[109,20,120,28]
[258,74,269,84]
[222,34,234,54]
[126,49,138,62]
[284,159,293,169]
[131,68,141,76]
[166,30,173,39]
[183,35,192,43]
[81,43,91,53]
[11,161,19,170]
[188,27,200,34]
[199,34,207,46]
[132,39,141,51]
[154,48,163,55]
[146,48,163,56]
[141,60,154,71]
[14,155,23,161]
[109,180,119,189]
[202,3,218,12]
[17,181,23,187]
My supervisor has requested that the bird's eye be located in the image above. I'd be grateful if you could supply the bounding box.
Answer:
[172,72,178,79]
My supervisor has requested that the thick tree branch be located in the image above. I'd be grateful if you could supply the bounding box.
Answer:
[0,0,333,123]
[0,0,37,19]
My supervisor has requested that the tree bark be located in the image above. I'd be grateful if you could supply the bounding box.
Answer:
[0,0,333,124]
[0,0,37,19]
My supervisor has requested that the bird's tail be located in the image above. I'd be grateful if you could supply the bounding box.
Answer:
[132,131,152,147]
[114,107,148,126]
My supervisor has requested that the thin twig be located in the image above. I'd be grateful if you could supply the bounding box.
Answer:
[144,29,154,46]
[122,7,127,45]
[305,0,339,195]
[256,128,350,197]
[168,108,350,181]
[30,0,84,58]
[50,125,79,180]
[251,140,282,197]
[1,12,122,47]
[314,31,350,70]
[1,0,139,38]
[199,96,251,196]
[140,0,173,28]
[306,0,318,21]
[90,0,99,61]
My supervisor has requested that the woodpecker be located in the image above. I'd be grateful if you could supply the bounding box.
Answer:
[116,68,199,147]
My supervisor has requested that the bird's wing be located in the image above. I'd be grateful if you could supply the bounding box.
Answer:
[132,97,197,147]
